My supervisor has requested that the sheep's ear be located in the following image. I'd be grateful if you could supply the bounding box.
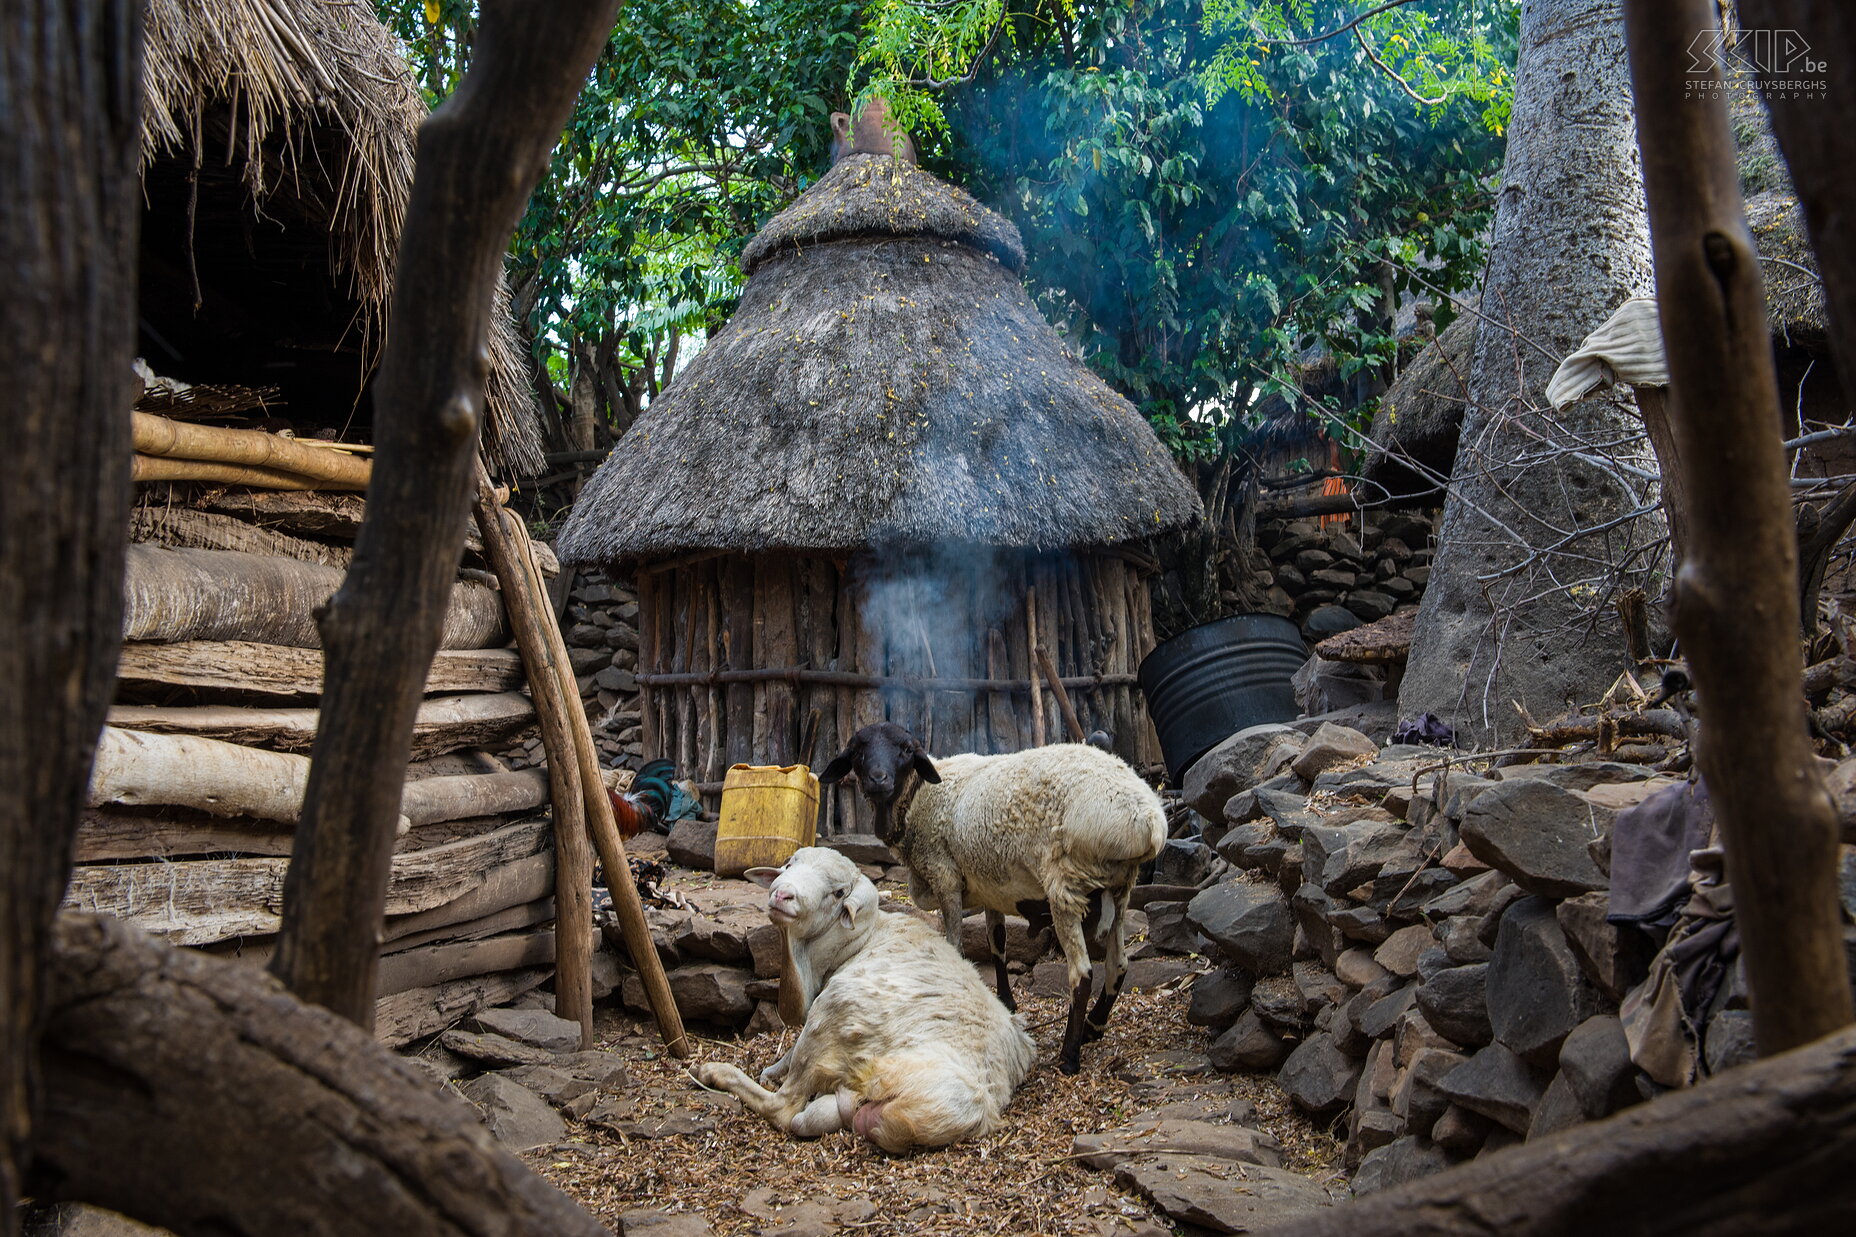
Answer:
[839,900,859,929]
[910,748,941,784]
[819,747,856,784]
[745,867,781,888]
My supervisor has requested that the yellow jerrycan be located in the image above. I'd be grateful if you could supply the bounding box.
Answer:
[713,763,820,879]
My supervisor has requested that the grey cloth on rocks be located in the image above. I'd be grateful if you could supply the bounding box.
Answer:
[1607,779,1713,926]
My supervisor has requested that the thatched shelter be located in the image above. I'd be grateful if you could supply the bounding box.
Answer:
[138,0,543,475]
[558,146,1199,825]
[1362,312,1477,499]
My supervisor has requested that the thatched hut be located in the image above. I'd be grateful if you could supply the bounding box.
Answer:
[1361,312,1476,500]
[137,0,543,475]
[558,145,1200,828]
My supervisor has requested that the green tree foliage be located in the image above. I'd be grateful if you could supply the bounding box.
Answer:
[866,0,1515,456]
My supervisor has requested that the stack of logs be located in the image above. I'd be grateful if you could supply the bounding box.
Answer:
[74,413,578,1044]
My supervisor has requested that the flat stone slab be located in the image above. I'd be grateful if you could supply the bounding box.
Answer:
[458,1073,566,1151]
[619,1211,715,1237]
[472,1006,582,1053]
[438,1029,557,1068]
[1113,1155,1335,1234]
[1072,1120,1284,1171]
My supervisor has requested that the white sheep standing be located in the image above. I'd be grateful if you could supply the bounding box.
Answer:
[820,722,1166,1074]
[691,846,1034,1153]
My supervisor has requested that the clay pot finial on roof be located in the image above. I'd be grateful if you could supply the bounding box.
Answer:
[830,96,917,165]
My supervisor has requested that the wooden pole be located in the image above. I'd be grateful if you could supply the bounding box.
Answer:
[1623,0,1855,1053]
[1035,647,1088,744]
[470,466,592,1048]
[268,0,619,1026]
[1027,590,1046,747]
[132,412,373,489]
[498,492,690,1058]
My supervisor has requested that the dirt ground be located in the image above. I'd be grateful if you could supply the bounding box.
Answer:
[524,973,1342,1236]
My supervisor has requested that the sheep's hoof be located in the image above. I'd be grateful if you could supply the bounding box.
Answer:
[1057,1054,1082,1076]
[1081,1023,1105,1045]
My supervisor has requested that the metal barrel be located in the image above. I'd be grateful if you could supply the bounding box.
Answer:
[1138,613,1308,786]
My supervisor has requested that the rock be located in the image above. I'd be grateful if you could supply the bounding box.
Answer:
[1703,1009,1758,1075]
[1557,1015,1639,1118]
[1420,869,1512,919]
[458,1074,567,1151]
[1304,605,1362,638]
[1486,897,1604,1067]
[822,833,895,866]
[1494,762,1662,793]
[498,1064,595,1108]
[1373,924,1436,978]
[1357,981,1418,1041]
[438,1029,557,1068]
[1188,969,1256,1028]
[1438,1042,1546,1134]
[959,913,1047,968]
[1459,780,1611,897]
[1430,1103,1492,1154]
[619,1210,714,1237]
[1071,1120,1285,1171]
[1290,723,1380,781]
[1113,1050,1218,1083]
[1154,838,1230,887]
[746,923,786,979]
[1143,899,1210,956]
[623,963,754,1025]
[594,666,637,693]
[1125,956,1199,991]
[1188,881,1295,975]
[552,1050,635,1088]
[1326,902,1394,945]
[1210,1009,1290,1072]
[1293,960,1347,1013]
[1415,963,1493,1048]
[1390,1046,1468,1136]
[1277,1032,1363,1118]
[1554,893,1654,1004]
[1216,822,1291,873]
[1440,843,1492,876]
[1181,725,1308,819]
[1393,1008,1457,1066]
[666,818,718,871]
[676,907,764,964]
[1248,974,1308,1036]
[1113,1156,1334,1233]
[1303,820,1407,896]
[1345,591,1397,622]
[1351,1136,1453,1196]
[1437,915,1493,965]
[469,1007,582,1053]
[1526,1070,1587,1140]
[1253,788,1329,839]
[1335,946,1390,989]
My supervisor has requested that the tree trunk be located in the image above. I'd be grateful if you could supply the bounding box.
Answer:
[123,545,509,650]
[269,0,620,1026]
[0,4,143,1230]
[1400,0,1662,744]
[1257,1025,1856,1237]
[28,915,608,1237]
[108,690,536,760]
[1622,0,1853,1052]
[116,640,524,698]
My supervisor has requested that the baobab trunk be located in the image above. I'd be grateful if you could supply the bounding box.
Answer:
[1400,0,1664,744]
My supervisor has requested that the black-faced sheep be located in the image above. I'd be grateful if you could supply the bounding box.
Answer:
[691,846,1034,1153]
[820,722,1166,1074]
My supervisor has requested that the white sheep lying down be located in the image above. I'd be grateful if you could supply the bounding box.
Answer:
[821,723,1167,1074]
[692,847,1034,1153]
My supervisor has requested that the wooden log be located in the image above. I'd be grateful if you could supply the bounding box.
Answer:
[1259,1024,1856,1237]
[122,544,508,650]
[130,504,353,568]
[398,769,549,827]
[1625,0,1856,1051]
[471,468,592,1046]
[116,641,525,698]
[381,852,555,946]
[132,454,359,491]
[133,412,374,489]
[498,494,689,1057]
[722,556,755,769]
[987,628,1018,754]
[375,967,554,1049]
[76,807,295,861]
[1027,586,1047,747]
[380,898,555,957]
[62,819,551,946]
[90,725,314,822]
[375,929,555,998]
[108,691,536,760]
[760,555,799,764]
[30,915,603,1235]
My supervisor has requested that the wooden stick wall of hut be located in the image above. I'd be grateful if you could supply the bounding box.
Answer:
[487,467,691,1058]
[471,469,594,1048]
[1035,647,1088,744]
[1027,591,1046,747]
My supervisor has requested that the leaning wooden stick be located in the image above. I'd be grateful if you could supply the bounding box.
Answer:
[1034,646,1088,744]
[490,471,690,1058]
[470,465,594,1048]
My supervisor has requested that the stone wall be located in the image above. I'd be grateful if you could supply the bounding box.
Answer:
[1251,511,1437,645]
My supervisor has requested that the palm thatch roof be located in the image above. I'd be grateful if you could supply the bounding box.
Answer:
[557,154,1200,564]
[140,0,544,476]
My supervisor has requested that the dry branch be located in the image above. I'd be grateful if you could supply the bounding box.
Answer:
[1624,0,1855,1051]
[133,411,374,489]
[28,914,607,1237]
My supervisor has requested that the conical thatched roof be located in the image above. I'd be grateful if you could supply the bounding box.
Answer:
[558,154,1200,564]
[1362,312,1476,495]
[140,0,544,476]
